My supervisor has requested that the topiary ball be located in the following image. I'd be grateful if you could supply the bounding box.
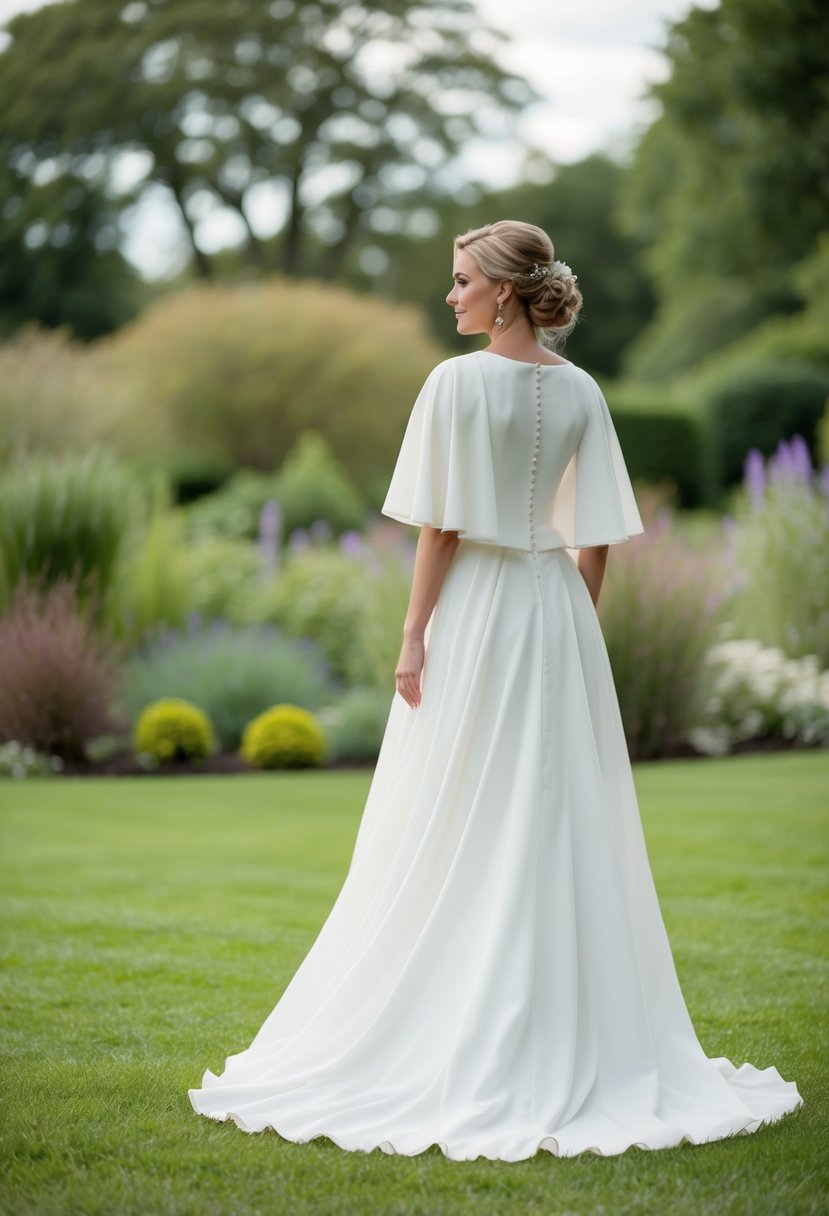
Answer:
[241,703,325,770]
[133,697,216,763]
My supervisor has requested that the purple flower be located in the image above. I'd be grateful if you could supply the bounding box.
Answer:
[789,434,813,484]
[743,448,765,505]
[339,530,363,558]
[258,499,281,579]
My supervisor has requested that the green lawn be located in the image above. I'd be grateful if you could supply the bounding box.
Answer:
[1,752,827,1216]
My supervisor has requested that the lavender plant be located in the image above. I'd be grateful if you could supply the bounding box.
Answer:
[731,436,829,665]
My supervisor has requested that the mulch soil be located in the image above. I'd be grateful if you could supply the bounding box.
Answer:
[55,735,815,778]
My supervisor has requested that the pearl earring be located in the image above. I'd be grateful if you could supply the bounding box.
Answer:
[495,300,504,327]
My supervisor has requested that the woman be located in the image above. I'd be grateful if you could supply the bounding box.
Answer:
[189,221,802,1160]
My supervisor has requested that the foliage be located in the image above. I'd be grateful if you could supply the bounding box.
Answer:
[0,324,174,470]
[0,740,64,779]
[118,620,335,751]
[271,432,367,541]
[622,0,829,376]
[104,278,446,496]
[0,574,124,760]
[689,640,829,756]
[0,0,532,285]
[605,401,705,508]
[599,493,728,760]
[183,433,366,544]
[318,686,393,763]
[241,704,325,770]
[730,438,829,664]
[179,533,264,621]
[247,540,412,690]
[0,447,142,618]
[133,698,216,763]
[105,482,197,649]
[704,360,829,493]
[620,275,770,382]
[0,159,141,341]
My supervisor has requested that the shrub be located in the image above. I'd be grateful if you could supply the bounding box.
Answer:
[598,493,728,760]
[241,704,325,769]
[104,485,195,648]
[104,276,447,501]
[688,640,829,755]
[182,434,366,545]
[271,432,367,540]
[0,741,64,779]
[183,469,286,544]
[704,360,829,494]
[318,686,393,763]
[730,438,829,664]
[134,698,216,763]
[181,535,263,621]
[607,407,705,508]
[0,447,142,618]
[0,325,167,469]
[0,575,124,760]
[245,542,412,689]
[118,620,335,750]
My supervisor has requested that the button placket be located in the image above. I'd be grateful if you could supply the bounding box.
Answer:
[528,362,542,556]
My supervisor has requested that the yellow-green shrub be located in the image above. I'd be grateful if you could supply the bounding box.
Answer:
[102,276,447,503]
[241,704,325,770]
[133,697,216,763]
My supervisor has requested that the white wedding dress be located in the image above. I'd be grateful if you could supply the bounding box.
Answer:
[188,350,802,1160]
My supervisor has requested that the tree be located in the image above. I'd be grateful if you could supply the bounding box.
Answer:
[0,161,142,340]
[620,0,829,378]
[0,0,534,297]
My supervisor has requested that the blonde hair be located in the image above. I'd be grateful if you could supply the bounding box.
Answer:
[454,220,582,346]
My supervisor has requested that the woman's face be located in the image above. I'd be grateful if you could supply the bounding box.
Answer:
[446,248,501,336]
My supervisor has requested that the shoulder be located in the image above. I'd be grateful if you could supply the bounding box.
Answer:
[417,354,481,402]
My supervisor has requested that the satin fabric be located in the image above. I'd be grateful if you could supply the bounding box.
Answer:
[188,356,802,1159]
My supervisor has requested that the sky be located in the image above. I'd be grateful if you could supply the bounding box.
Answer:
[0,0,717,276]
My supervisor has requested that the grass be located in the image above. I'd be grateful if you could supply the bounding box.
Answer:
[0,752,826,1216]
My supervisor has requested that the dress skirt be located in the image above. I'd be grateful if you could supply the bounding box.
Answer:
[188,539,802,1160]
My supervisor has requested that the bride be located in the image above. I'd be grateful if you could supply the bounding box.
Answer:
[189,220,802,1161]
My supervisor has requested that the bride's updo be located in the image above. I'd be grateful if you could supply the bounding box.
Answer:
[454,220,583,344]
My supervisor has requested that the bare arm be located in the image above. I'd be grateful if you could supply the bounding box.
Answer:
[577,544,609,608]
[395,525,460,708]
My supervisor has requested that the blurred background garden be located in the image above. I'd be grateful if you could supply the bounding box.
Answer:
[0,0,827,775]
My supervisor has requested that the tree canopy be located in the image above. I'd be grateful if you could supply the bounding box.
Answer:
[0,0,533,298]
[621,0,829,377]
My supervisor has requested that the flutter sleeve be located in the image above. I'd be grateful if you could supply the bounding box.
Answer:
[550,377,645,549]
[381,359,499,540]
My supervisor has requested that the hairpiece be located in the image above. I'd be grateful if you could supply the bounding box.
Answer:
[520,260,577,285]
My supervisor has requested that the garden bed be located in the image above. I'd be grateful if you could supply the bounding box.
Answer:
[53,734,817,778]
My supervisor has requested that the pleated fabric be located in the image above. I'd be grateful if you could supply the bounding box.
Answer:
[188,354,802,1160]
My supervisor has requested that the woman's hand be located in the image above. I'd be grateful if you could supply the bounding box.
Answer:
[395,637,426,709]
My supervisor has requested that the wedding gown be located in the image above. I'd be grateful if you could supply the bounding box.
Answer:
[188,350,802,1160]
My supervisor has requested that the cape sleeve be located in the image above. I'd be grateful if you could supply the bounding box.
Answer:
[550,378,645,549]
[380,359,499,540]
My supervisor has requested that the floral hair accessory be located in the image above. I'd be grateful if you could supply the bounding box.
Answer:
[521,260,576,284]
